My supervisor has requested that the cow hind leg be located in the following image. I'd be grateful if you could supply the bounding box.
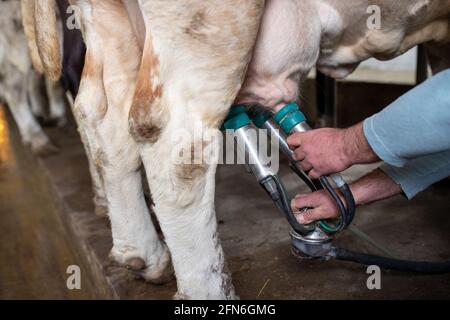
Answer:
[75,72,173,283]
[74,0,173,283]
[135,0,265,299]
[100,131,173,283]
[69,62,107,217]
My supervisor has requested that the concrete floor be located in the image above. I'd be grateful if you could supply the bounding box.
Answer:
[219,161,450,299]
[0,107,96,299]
[1,104,450,299]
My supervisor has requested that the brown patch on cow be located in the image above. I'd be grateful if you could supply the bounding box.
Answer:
[185,10,208,41]
[82,52,101,79]
[177,160,208,182]
[77,51,108,120]
[129,34,164,143]
[129,119,162,143]
[177,162,208,182]
[175,140,210,189]
[173,139,213,209]
[93,148,107,185]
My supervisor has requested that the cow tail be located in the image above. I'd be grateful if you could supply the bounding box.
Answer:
[21,0,44,74]
[33,0,62,81]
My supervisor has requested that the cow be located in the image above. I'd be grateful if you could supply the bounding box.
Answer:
[0,0,69,156]
[237,0,450,109]
[25,0,450,300]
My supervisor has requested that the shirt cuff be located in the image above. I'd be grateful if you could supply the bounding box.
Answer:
[379,164,415,199]
[363,117,406,168]
[379,150,450,199]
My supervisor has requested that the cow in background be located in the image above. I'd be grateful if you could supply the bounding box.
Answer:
[0,0,67,156]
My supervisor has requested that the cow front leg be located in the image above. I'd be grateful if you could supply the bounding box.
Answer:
[75,70,173,284]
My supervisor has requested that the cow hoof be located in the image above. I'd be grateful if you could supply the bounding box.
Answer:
[140,249,175,285]
[173,292,189,300]
[125,257,146,271]
[109,247,173,284]
[94,204,108,217]
[109,249,134,267]
[31,140,59,157]
[109,255,146,271]
[55,116,68,128]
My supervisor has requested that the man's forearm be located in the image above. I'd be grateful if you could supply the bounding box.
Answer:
[349,168,402,206]
[341,122,380,165]
[291,168,403,224]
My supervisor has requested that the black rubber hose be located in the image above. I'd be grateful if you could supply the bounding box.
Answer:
[333,247,450,274]
[338,183,356,227]
[319,176,347,232]
[271,176,314,234]
[290,161,356,231]
[289,162,318,192]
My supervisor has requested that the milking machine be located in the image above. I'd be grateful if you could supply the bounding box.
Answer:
[223,103,450,273]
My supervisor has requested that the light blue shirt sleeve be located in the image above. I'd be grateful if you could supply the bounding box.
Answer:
[379,151,450,199]
[363,69,450,199]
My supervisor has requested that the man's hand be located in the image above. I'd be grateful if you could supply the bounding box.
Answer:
[291,169,403,225]
[287,122,379,179]
[291,190,340,224]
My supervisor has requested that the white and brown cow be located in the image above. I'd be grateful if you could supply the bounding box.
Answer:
[25,0,450,299]
[25,0,265,299]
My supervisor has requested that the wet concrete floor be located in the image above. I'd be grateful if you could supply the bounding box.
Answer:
[1,104,450,299]
[0,106,96,299]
